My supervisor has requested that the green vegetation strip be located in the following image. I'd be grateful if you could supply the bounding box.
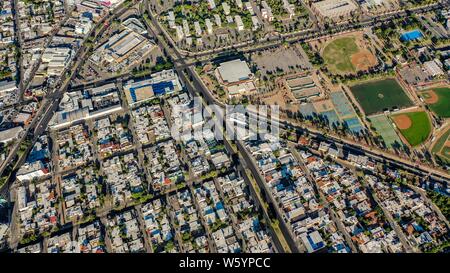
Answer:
[245,170,291,253]
[427,191,450,222]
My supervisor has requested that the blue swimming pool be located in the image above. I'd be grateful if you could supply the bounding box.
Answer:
[400,29,423,42]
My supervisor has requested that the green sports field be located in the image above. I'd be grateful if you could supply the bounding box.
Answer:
[424,87,450,118]
[442,147,450,161]
[350,78,413,115]
[431,127,450,164]
[369,114,403,148]
[392,111,431,147]
[322,37,358,74]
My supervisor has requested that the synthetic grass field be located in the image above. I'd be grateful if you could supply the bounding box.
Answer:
[420,87,450,118]
[442,146,450,161]
[369,114,403,148]
[392,111,431,146]
[431,128,450,164]
[350,78,413,115]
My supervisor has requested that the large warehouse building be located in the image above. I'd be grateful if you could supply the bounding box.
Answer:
[311,0,358,21]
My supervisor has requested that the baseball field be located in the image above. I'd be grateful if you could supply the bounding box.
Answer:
[322,35,377,75]
[420,87,450,118]
[391,111,432,147]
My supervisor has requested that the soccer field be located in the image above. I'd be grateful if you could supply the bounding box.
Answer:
[350,78,413,115]
[431,128,450,164]
[369,115,402,148]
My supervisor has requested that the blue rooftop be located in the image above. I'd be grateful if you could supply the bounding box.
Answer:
[400,30,423,42]
[307,234,325,251]
[129,81,174,102]
[216,202,224,210]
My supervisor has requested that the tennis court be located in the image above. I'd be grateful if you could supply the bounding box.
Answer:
[331,92,355,118]
[299,103,317,118]
[331,92,363,132]
[321,110,340,126]
[344,117,363,133]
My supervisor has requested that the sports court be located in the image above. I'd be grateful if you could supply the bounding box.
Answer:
[369,114,402,148]
[299,103,317,118]
[331,92,363,133]
[432,127,450,164]
[322,110,340,126]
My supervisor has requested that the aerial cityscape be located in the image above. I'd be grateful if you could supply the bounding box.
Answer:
[0,0,450,256]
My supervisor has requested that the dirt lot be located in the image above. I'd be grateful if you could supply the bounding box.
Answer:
[258,89,300,112]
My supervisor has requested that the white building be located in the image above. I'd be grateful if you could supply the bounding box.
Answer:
[235,15,245,32]
[312,0,358,21]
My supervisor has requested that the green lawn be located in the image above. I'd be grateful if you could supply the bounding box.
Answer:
[431,127,450,164]
[442,146,450,160]
[393,111,431,147]
[369,114,403,148]
[350,78,413,115]
[431,128,450,154]
[322,37,358,74]
[426,87,450,118]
